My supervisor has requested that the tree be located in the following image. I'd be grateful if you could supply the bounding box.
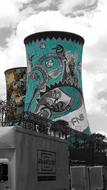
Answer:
[0,100,6,126]
[51,120,70,139]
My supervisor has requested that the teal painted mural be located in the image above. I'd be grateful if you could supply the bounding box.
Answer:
[24,31,90,133]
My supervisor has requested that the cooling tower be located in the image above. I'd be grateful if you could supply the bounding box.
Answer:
[5,67,26,121]
[24,31,90,134]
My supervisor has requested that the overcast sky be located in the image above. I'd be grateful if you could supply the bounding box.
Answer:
[0,0,107,134]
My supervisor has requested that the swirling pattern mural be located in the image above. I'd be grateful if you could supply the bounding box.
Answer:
[24,31,90,133]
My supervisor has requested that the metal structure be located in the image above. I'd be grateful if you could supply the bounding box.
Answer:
[70,166,89,190]
[24,31,90,134]
[70,166,106,190]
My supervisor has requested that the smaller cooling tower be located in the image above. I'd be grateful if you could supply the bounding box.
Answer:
[4,67,27,122]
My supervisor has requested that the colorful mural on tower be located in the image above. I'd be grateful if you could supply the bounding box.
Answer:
[24,31,90,133]
[5,67,26,121]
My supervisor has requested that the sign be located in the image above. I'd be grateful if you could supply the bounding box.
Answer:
[37,150,56,181]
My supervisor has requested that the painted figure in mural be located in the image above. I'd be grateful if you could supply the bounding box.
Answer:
[26,44,82,117]
[24,31,90,134]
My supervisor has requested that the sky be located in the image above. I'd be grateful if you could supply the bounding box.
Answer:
[0,0,107,134]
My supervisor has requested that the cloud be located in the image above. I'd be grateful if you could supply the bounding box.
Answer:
[0,0,19,28]
[59,0,98,16]
[32,0,99,16]
[0,32,27,99]
[0,0,105,30]
[0,0,32,28]
[37,0,52,8]
[82,69,104,115]
[88,113,107,133]
[0,50,10,100]
[98,89,107,101]
[16,10,97,41]
[97,89,107,115]
[82,51,107,117]
[0,28,12,47]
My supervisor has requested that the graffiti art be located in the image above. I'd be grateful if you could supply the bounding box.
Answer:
[24,31,90,133]
[5,67,27,121]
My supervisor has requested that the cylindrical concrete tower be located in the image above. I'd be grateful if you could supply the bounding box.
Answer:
[5,67,27,122]
[24,31,90,134]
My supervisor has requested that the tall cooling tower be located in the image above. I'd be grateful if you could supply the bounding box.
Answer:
[24,31,90,134]
[5,67,26,121]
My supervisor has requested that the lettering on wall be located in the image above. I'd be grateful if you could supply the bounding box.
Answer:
[71,114,85,126]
